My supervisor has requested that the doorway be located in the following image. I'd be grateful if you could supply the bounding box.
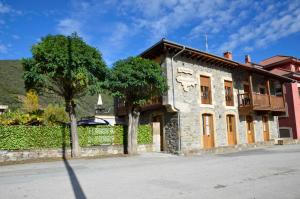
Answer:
[202,114,215,149]
[246,115,255,144]
[152,115,164,151]
[226,115,237,145]
[262,115,270,141]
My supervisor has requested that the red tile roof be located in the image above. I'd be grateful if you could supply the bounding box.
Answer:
[260,55,292,66]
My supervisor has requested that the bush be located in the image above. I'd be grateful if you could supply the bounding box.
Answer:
[22,89,39,113]
[43,104,69,125]
[138,124,152,144]
[0,124,152,150]
[0,110,43,125]
[0,125,69,150]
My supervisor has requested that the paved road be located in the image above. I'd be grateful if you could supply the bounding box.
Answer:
[1,145,300,199]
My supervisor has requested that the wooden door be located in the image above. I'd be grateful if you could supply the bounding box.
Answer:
[226,115,237,145]
[262,115,270,141]
[202,114,215,149]
[153,116,164,151]
[246,115,255,144]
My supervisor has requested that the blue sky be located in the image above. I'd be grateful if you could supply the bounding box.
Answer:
[0,0,300,65]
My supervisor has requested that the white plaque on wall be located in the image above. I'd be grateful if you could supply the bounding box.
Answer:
[176,75,197,92]
[177,67,193,74]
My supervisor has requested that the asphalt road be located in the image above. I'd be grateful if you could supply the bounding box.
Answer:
[1,145,300,199]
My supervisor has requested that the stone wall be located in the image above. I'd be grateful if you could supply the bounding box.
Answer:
[163,54,280,153]
[0,144,155,163]
[139,109,179,153]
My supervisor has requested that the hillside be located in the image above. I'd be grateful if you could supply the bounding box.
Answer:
[0,60,114,117]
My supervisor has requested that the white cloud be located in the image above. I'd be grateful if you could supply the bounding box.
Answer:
[0,44,8,53]
[0,2,10,14]
[218,2,300,53]
[58,0,300,63]
[12,34,20,40]
[108,23,130,47]
[57,18,82,35]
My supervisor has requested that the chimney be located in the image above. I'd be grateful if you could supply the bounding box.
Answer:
[223,51,232,60]
[245,55,251,64]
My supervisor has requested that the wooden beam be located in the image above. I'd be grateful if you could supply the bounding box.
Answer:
[281,82,286,108]
[248,73,254,107]
[266,79,271,107]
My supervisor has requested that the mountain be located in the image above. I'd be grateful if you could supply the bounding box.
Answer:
[0,60,113,118]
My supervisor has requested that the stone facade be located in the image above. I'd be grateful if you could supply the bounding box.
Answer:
[139,52,281,154]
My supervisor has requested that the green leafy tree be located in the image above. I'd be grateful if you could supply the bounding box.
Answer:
[106,57,168,154]
[22,33,107,157]
[43,104,69,125]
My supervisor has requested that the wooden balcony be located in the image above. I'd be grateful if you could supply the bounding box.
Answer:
[116,96,163,116]
[238,92,285,115]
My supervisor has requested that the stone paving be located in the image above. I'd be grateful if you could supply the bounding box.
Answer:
[1,145,300,199]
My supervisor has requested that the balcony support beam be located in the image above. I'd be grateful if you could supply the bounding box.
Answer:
[248,74,254,106]
[266,79,271,107]
[281,82,286,108]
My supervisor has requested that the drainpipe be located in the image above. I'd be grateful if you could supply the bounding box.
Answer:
[170,46,185,154]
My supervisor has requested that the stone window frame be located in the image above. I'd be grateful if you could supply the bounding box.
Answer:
[221,77,238,110]
[224,111,240,145]
[199,109,217,148]
[197,72,215,108]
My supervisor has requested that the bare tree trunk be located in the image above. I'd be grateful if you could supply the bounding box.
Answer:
[127,106,140,155]
[127,111,133,154]
[67,101,80,157]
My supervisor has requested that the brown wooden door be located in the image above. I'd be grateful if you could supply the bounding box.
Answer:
[153,116,164,151]
[246,115,255,144]
[226,115,237,145]
[202,114,215,149]
[262,115,270,141]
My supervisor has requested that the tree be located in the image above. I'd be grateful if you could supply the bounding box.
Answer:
[22,33,107,157]
[106,57,168,154]
[23,89,39,113]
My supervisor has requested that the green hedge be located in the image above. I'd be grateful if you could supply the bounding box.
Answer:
[137,125,152,144]
[0,124,152,150]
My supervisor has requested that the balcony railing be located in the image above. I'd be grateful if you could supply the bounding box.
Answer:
[252,93,270,109]
[270,95,285,110]
[238,92,285,112]
[116,96,163,116]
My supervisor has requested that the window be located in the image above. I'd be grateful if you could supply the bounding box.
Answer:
[224,80,234,106]
[200,76,212,104]
[259,87,266,94]
[275,83,283,96]
[279,128,291,138]
[227,115,234,132]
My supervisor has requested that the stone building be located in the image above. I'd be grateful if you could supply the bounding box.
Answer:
[116,39,292,154]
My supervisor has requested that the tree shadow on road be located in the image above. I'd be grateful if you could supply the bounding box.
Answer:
[62,125,87,199]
